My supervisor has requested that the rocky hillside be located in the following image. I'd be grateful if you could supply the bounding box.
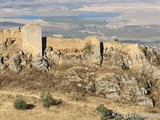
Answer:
[1,35,160,119]
[1,37,160,105]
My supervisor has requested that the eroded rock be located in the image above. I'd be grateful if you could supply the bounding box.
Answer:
[95,73,154,107]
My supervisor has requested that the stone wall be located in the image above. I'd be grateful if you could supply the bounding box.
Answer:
[0,27,22,48]
[46,36,99,52]
[1,24,101,66]
[22,23,42,57]
[46,36,101,65]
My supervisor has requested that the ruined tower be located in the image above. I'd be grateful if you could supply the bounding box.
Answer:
[22,23,42,57]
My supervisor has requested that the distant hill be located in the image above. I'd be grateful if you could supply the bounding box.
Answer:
[0,22,23,27]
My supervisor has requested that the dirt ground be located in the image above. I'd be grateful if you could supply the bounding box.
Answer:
[0,88,150,120]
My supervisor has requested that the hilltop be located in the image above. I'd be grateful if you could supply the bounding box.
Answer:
[0,24,160,119]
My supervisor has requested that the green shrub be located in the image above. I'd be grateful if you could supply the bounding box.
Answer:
[40,92,54,108]
[84,42,94,55]
[96,104,114,120]
[14,98,28,110]
[40,92,62,108]
[114,38,120,42]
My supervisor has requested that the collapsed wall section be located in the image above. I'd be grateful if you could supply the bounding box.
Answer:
[45,36,101,65]
[22,23,42,57]
[0,27,22,48]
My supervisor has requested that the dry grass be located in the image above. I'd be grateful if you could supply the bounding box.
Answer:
[0,65,160,120]
[0,88,152,120]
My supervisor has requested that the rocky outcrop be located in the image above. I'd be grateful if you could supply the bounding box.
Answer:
[103,42,159,69]
[95,73,153,107]
[55,66,154,107]
[32,55,53,72]
[102,42,160,81]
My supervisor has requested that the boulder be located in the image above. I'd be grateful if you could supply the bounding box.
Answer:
[32,56,52,72]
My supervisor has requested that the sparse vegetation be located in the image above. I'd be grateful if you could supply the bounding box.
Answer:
[96,104,125,120]
[147,107,158,113]
[40,92,54,108]
[84,42,94,55]
[114,38,120,42]
[40,92,62,108]
[14,98,28,110]
[96,104,114,120]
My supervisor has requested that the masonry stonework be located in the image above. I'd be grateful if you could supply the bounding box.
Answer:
[0,23,101,66]
[22,23,42,57]
[46,36,101,65]
[0,27,22,48]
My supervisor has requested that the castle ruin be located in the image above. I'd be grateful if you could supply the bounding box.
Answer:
[0,23,102,67]
[0,23,159,72]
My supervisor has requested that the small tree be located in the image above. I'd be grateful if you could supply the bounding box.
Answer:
[14,98,28,110]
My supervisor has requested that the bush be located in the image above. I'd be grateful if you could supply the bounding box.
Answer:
[14,98,28,110]
[96,104,114,120]
[40,92,62,108]
[84,42,94,55]
[114,38,120,42]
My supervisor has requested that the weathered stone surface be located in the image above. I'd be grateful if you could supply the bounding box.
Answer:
[22,23,42,57]
[96,73,121,99]
[95,73,154,107]
[32,55,52,72]
[46,36,101,65]
[0,27,22,49]
[103,42,159,70]
[9,56,22,72]
[136,95,153,107]
[0,42,7,51]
